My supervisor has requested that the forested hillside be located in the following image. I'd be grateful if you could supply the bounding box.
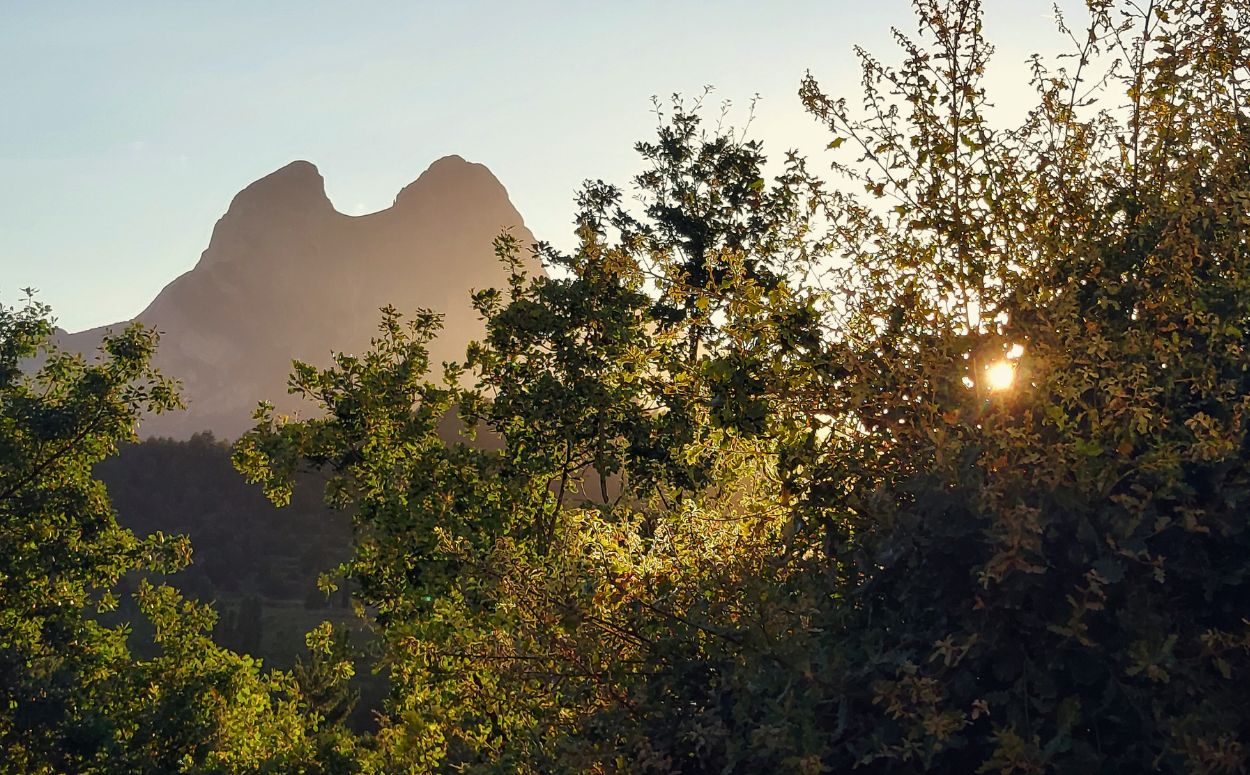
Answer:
[95,435,353,663]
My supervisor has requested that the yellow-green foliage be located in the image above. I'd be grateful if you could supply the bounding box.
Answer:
[0,297,337,774]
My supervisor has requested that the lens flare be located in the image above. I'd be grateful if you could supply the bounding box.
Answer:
[986,360,1015,392]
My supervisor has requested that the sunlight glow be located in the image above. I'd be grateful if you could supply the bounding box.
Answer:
[986,360,1015,392]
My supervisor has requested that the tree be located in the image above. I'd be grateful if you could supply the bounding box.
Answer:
[781,1,1250,770]
[236,90,831,768]
[238,0,1250,771]
[0,294,334,773]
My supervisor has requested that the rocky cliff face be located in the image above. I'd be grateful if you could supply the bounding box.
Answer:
[58,156,539,440]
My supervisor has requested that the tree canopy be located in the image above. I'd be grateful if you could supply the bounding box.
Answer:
[6,1,1250,772]
[0,294,353,773]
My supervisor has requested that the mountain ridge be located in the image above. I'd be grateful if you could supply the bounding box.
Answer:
[57,155,541,440]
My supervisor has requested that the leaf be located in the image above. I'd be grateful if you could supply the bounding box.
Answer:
[1074,439,1103,457]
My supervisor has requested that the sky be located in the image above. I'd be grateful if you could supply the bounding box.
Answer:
[1,2,1084,333]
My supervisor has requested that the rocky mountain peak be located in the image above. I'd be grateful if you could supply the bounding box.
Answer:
[393,155,499,208]
[57,156,541,440]
[226,159,332,217]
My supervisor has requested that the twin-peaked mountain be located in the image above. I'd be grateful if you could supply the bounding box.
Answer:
[58,156,541,440]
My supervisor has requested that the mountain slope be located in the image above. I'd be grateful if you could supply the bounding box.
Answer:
[59,156,540,439]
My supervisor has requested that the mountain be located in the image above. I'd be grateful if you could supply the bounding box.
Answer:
[57,156,541,440]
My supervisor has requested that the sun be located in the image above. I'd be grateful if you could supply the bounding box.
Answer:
[985,360,1015,392]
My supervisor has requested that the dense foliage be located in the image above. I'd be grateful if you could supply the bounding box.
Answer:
[6,0,1250,771]
[96,434,355,663]
[0,295,348,773]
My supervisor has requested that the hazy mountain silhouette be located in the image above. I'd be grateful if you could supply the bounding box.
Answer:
[57,156,540,440]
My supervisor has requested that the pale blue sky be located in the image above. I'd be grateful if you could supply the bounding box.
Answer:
[1,2,1078,332]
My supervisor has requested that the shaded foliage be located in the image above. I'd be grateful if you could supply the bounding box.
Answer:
[96,433,357,669]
